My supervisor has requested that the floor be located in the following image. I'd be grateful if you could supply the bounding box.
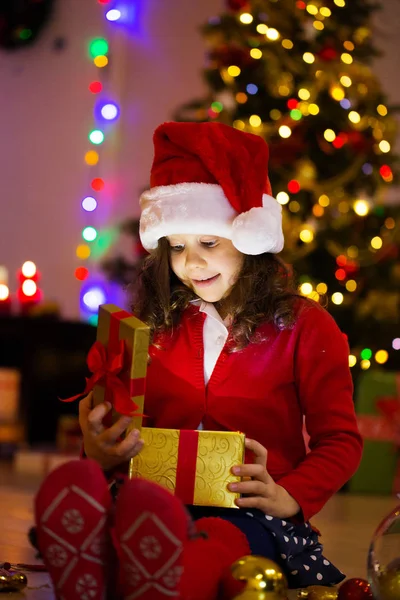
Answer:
[0,464,398,599]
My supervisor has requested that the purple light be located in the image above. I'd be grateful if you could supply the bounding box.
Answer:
[82,287,106,311]
[106,9,121,21]
[100,103,119,121]
[82,196,97,212]
[393,338,400,350]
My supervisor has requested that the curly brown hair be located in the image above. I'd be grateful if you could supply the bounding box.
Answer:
[131,237,301,351]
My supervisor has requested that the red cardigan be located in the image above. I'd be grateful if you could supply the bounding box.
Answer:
[144,300,363,521]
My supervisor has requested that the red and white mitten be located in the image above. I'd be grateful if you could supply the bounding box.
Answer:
[34,459,113,600]
[113,478,189,600]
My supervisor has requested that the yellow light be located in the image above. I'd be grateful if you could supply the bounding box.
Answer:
[379,140,391,153]
[220,69,234,84]
[94,55,108,68]
[318,195,330,207]
[266,28,280,41]
[349,355,357,367]
[375,350,389,365]
[282,39,293,49]
[313,21,324,30]
[340,75,352,87]
[279,125,292,138]
[308,103,320,115]
[233,120,245,130]
[289,201,301,213]
[313,204,324,217]
[306,4,318,15]
[250,48,262,59]
[347,246,359,258]
[85,151,99,166]
[298,102,310,116]
[343,41,354,51]
[239,12,253,24]
[320,7,332,16]
[341,53,353,64]
[303,52,315,64]
[334,0,345,5]
[331,85,345,101]
[346,280,357,292]
[324,129,336,142]
[316,283,328,294]
[278,85,290,96]
[22,279,37,297]
[371,236,383,249]
[76,244,91,259]
[276,191,290,205]
[309,291,320,302]
[338,201,349,214]
[236,92,248,104]
[360,359,371,370]
[385,217,395,229]
[22,260,37,277]
[353,200,370,216]
[270,109,281,120]
[257,24,268,34]
[300,229,314,243]
[348,111,361,124]
[300,283,313,295]
[227,65,241,77]
[377,104,388,116]
[0,284,9,301]
[249,114,262,127]
[298,88,311,100]
[331,292,344,305]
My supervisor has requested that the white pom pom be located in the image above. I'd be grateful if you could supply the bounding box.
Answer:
[231,197,284,255]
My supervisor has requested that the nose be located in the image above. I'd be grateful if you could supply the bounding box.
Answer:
[185,247,207,270]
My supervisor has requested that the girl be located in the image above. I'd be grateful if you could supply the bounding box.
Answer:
[35,121,363,599]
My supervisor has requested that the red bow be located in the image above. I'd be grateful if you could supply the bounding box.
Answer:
[61,340,139,416]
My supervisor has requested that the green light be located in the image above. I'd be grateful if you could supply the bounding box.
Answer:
[374,206,385,217]
[82,227,97,242]
[89,38,109,58]
[290,109,302,121]
[360,348,372,360]
[89,130,105,145]
[20,29,33,40]
[88,314,99,326]
[211,102,223,113]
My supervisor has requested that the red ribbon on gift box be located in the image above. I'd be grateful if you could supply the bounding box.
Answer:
[61,310,145,417]
[357,374,400,493]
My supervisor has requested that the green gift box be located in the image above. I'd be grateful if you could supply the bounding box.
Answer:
[349,370,400,495]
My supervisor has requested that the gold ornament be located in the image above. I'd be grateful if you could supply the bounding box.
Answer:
[377,567,400,600]
[0,568,27,592]
[231,555,288,599]
[297,585,338,599]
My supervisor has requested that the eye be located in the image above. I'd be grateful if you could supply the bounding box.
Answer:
[201,240,218,248]
[169,244,184,252]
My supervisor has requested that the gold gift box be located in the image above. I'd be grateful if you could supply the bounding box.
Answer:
[129,428,245,508]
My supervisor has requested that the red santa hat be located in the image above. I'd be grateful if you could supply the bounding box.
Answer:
[139,121,284,255]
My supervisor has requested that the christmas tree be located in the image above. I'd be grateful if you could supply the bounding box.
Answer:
[104,0,400,374]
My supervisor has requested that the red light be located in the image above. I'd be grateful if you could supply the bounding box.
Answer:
[89,81,103,94]
[336,255,347,267]
[98,0,111,3]
[380,165,392,178]
[75,267,89,281]
[335,269,346,281]
[91,178,105,191]
[296,1,306,8]
[332,137,344,149]
[287,98,298,110]
[287,180,300,194]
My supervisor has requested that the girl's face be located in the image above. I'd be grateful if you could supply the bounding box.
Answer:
[167,234,244,303]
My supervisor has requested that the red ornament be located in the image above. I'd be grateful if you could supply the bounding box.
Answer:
[318,46,338,61]
[338,578,373,600]
[226,0,249,11]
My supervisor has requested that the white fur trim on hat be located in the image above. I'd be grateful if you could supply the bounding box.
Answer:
[139,182,284,255]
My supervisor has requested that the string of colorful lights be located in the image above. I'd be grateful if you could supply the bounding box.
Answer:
[76,0,122,324]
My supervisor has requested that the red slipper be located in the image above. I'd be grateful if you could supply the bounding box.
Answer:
[113,478,189,600]
[34,459,113,600]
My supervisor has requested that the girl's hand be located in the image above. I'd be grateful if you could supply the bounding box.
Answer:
[228,438,301,519]
[79,391,144,471]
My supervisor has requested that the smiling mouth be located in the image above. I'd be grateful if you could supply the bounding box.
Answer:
[192,274,220,285]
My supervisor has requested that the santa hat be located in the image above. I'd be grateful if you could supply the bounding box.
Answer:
[139,121,284,255]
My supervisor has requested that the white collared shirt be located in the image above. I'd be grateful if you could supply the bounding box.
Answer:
[191,300,229,429]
